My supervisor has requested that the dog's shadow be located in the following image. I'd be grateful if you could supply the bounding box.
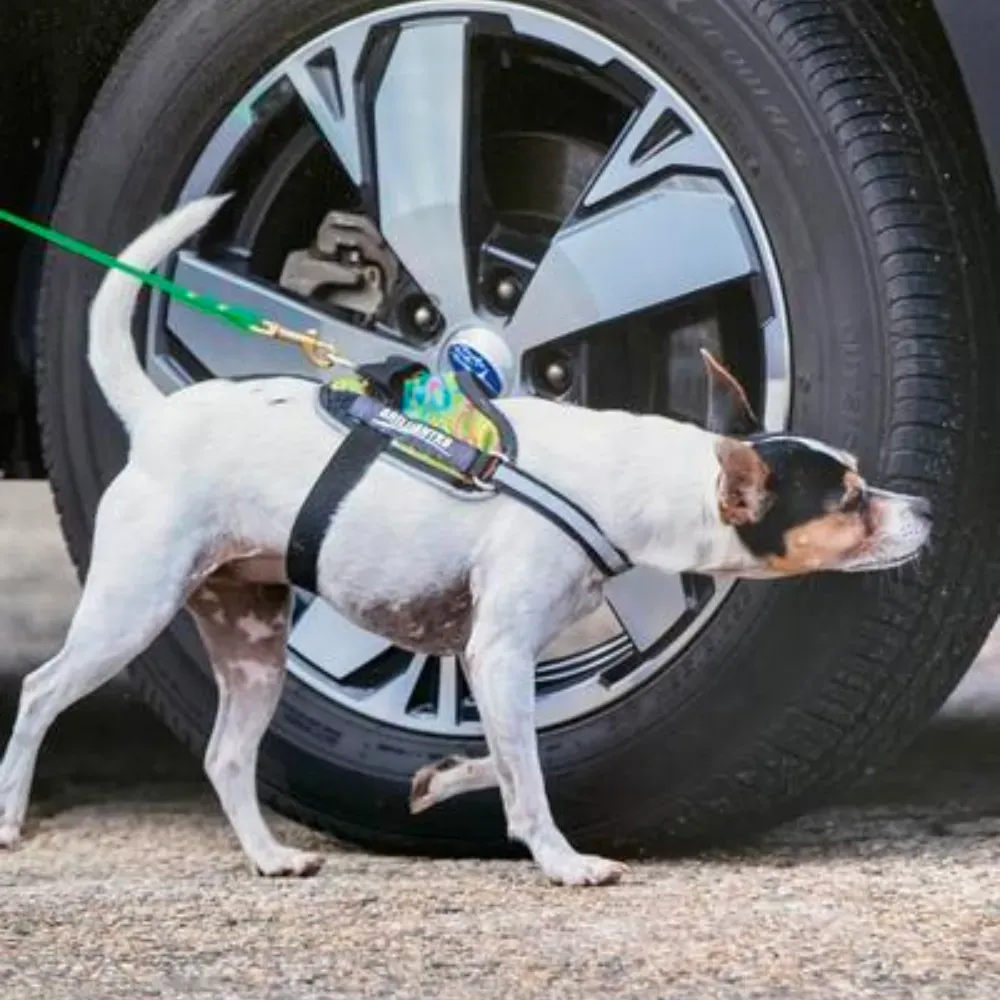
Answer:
[4,663,1000,862]
[0,668,206,819]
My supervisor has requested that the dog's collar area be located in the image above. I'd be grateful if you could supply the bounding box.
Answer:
[285,359,632,593]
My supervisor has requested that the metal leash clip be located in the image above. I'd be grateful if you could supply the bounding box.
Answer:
[253,320,355,371]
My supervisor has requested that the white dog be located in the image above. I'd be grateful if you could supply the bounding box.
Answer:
[0,198,931,885]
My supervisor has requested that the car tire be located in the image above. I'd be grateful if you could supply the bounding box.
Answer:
[36,0,1000,855]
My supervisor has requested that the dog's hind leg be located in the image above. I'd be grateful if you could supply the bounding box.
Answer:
[187,579,323,877]
[0,472,204,847]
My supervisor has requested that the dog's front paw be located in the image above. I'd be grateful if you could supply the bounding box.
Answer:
[409,755,465,814]
[254,848,324,878]
[0,824,22,850]
[540,851,628,887]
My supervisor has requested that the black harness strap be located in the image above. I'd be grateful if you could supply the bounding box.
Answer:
[286,424,389,593]
[287,356,436,593]
[356,355,429,403]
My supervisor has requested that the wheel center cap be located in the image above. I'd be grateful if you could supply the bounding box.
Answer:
[442,326,514,398]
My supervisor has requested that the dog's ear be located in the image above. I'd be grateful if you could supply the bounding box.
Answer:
[715,438,772,526]
[701,349,761,436]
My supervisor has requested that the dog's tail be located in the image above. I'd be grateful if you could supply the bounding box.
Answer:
[87,194,231,432]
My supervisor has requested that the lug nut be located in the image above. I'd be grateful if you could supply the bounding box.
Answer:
[496,276,520,304]
[407,297,442,340]
[543,360,571,394]
[485,270,523,315]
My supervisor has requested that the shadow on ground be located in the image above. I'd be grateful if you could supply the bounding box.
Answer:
[0,671,207,821]
[4,660,1000,858]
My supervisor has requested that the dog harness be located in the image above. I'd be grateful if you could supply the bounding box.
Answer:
[286,358,632,593]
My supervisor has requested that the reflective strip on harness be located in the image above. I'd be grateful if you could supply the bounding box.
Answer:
[491,463,632,578]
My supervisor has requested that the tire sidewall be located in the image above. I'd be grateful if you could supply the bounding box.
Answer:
[37,0,959,850]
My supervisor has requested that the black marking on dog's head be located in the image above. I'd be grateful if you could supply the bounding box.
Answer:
[723,436,871,573]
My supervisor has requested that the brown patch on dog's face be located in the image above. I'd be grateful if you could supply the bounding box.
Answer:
[716,438,773,527]
[345,579,473,655]
[763,470,892,574]
[764,509,871,575]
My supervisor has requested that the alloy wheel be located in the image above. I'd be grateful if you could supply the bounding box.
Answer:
[145,0,791,736]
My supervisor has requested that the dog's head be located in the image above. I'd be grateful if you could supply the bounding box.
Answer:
[700,350,931,577]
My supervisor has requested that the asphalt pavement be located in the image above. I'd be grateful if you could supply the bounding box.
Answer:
[3,481,1000,999]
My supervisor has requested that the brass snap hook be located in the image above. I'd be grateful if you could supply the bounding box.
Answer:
[254,321,355,371]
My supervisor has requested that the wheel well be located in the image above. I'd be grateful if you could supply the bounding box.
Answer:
[0,0,993,477]
[931,0,1000,203]
[0,0,159,477]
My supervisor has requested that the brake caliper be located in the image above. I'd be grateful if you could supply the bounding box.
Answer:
[279,211,400,322]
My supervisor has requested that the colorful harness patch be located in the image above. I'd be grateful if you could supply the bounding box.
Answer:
[330,369,502,453]
[327,369,506,481]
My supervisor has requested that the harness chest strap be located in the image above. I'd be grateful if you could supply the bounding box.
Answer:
[285,389,632,593]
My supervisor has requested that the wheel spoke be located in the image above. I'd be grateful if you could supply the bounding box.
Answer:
[284,23,369,186]
[762,316,791,430]
[604,567,689,653]
[362,654,428,717]
[582,92,726,209]
[179,110,258,203]
[161,252,427,382]
[502,185,758,358]
[288,598,390,682]
[369,18,475,323]
[439,655,462,726]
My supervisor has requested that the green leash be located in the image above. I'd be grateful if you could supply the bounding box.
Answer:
[0,207,349,369]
